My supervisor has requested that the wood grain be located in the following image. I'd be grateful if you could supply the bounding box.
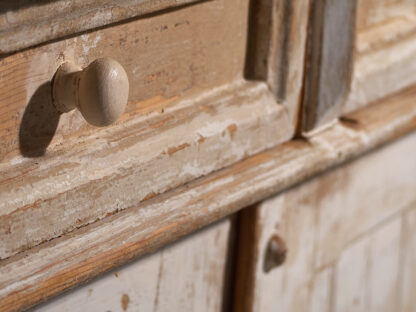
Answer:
[0,0,204,55]
[0,0,248,162]
[302,0,357,131]
[334,234,370,312]
[346,15,416,113]
[0,80,292,260]
[401,207,416,311]
[303,0,416,131]
[233,108,416,311]
[0,0,259,259]
[30,218,234,312]
[345,0,416,114]
[356,0,416,31]
[0,0,310,260]
[333,216,405,312]
[1,85,416,312]
[245,0,310,126]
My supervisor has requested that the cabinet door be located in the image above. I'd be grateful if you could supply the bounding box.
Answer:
[234,131,416,312]
[31,218,234,312]
[302,0,416,131]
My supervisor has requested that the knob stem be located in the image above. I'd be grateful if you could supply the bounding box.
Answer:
[53,62,82,113]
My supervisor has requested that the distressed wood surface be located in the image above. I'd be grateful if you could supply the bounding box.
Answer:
[233,124,416,312]
[333,208,408,312]
[355,0,416,30]
[0,0,248,162]
[0,86,416,312]
[401,208,416,311]
[346,14,416,112]
[348,0,416,112]
[302,0,357,130]
[0,0,310,260]
[29,218,234,312]
[0,0,204,55]
[303,0,416,131]
[245,0,311,126]
[0,80,292,260]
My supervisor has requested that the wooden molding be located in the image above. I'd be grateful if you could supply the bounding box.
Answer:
[0,80,292,260]
[303,0,416,131]
[346,12,416,113]
[302,0,357,131]
[1,86,416,312]
[0,0,204,55]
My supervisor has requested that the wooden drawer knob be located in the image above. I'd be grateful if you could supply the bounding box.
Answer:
[52,58,129,127]
[264,234,287,273]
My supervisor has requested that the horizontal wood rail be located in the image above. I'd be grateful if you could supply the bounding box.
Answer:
[0,0,205,55]
[1,86,416,311]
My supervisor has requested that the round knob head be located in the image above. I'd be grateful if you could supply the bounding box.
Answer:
[78,58,129,127]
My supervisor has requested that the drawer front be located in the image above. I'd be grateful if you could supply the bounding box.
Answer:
[0,0,310,261]
[1,0,248,161]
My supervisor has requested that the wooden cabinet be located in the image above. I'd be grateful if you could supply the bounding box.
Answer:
[234,131,416,312]
[1,0,416,311]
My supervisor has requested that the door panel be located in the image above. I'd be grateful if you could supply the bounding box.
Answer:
[234,131,416,312]
[30,218,234,312]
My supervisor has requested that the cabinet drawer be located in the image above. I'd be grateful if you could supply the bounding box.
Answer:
[0,0,309,261]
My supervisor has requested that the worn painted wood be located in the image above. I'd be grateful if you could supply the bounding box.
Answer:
[0,0,203,55]
[303,0,416,131]
[0,80,292,260]
[245,0,311,125]
[1,86,416,312]
[346,0,416,113]
[355,0,416,31]
[400,206,416,311]
[334,216,404,312]
[334,236,370,312]
[302,0,357,130]
[314,127,416,267]
[236,186,318,312]
[310,268,333,312]
[0,0,248,162]
[0,0,310,260]
[346,16,416,113]
[367,218,402,312]
[233,119,416,312]
[29,218,233,312]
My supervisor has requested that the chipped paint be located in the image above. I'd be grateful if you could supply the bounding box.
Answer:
[167,143,191,156]
[81,34,101,54]
[121,293,129,311]
[0,80,291,259]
